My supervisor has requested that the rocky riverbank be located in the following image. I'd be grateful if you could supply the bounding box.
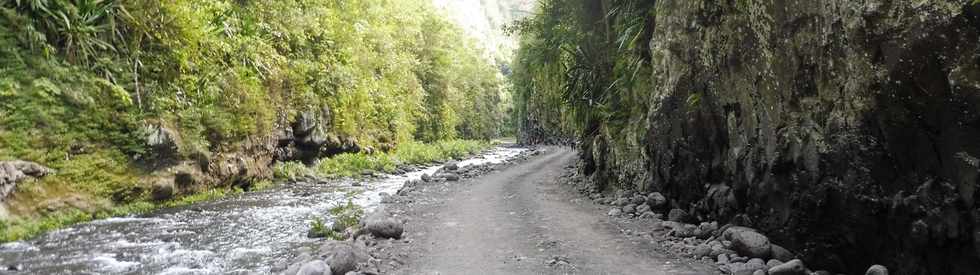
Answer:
[561,163,895,275]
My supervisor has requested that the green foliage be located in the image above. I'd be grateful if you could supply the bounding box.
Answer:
[0,0,508,241]
[308,217,334,239]
[317,153,398,178]
[308,200,363,240]
[274,161,317,180]
[161,188,242,208]
[328,199,363,234]
[393,140,489,164]
[0,208,91,243]
[509,0,655,139]
[274,139,491,179]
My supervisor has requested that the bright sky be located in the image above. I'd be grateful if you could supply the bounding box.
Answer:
[430,0,532,61]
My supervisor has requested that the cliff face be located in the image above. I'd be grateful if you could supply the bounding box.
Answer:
[605,1,980,273]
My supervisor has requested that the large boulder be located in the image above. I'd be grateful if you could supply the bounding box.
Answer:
[768,259,806,275]
[316,241,369,275]
[646,192,667,208]
[730,230,771,259]
[362,208,404,239]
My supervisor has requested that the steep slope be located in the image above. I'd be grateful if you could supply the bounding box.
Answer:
[512,0,980,274]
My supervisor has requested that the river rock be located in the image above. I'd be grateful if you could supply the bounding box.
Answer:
[694,244,712,257]
[612,197,630,206]
[297,260,332,275]
[420,173,432,182]
[698,221,719,238]
[717,253,730,264]
[731,230,771,259]
[636,204,651,214]
[710,244,734,258]
[646,192,667,208]
[318,244,360,274]
[639,211,661,219]
[671,223,698,238]
[444,161,459,171]
[443,173,460,181]
[623,204,637,214]
[667,208,689,222]
[316,240,370,275]
[150,179,176,201]
[734,258,767,275]
[363,209,404,239]
[721,226,755,240]
[766,259,783,269]
[608,208,623,216]
[865,265,889,275]
[770,244,793,262]
[768,259,806,275]
[630,195,646,205]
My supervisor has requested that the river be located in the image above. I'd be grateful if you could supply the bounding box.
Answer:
[0,146,526,274]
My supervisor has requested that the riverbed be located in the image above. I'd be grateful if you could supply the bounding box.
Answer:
[0,146,526,274]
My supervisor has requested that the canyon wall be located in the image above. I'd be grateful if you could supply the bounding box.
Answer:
[571,1,980,274]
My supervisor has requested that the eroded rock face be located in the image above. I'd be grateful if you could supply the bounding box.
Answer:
[572,1,980,274]
[277,108,367,164]
[0,161,54,201]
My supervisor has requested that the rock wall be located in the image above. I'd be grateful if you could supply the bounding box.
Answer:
[0,161,53,202]
[581,0,979,274]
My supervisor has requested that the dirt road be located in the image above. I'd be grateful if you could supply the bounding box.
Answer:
[389,147,715,274]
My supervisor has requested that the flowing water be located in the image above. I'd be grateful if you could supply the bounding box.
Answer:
[0,146,526,274]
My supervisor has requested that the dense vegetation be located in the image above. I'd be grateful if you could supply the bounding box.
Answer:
[509,0,654,139]
[275,139,491,179]
[0,0,508,240]
[509,0,654,187]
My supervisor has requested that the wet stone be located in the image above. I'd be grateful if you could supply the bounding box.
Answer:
[768,259,806,275]
[865,265,888,275]
[623,204,637,214]
[297,260,331,275]
[667,208,689,222]
[608,208,623,216]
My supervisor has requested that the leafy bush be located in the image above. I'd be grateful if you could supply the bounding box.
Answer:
[328,199,364,234]
[307,200,363,240]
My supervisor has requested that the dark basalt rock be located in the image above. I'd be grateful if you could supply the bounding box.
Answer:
[0,161,54,201]
[565,1,980,274]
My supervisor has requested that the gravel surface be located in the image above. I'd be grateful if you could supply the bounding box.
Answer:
[371,146,716,274]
